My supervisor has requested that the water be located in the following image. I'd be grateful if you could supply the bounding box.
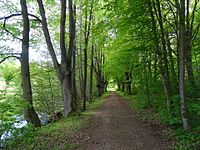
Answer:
[0,112,49,144]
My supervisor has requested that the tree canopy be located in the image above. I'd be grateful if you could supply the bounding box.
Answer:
[0,0,200,148]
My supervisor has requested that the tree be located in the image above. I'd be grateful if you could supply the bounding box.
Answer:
[68,0,78,111]
[89,30,94,100]
[179,0,189,130]
[83,0,94,111]
[20,0,41,127]
[37,0,72,116]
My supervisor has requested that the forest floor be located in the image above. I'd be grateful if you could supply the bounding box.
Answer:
[71,92,170,150]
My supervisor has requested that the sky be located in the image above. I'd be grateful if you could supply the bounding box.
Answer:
[0,0,53,63]
[0,37,45,62]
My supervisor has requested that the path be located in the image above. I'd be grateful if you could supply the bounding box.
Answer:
[72,92,170,150]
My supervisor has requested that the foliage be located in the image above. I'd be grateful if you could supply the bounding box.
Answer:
[0,63,25,142]
[173,129,200,150]
[120,91,200,149]
[30,63,62,115]
[0,0,200,148]
[10,93,108,149]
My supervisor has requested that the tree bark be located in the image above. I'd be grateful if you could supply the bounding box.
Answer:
[155,0,173,114]
[166,31,178,91]
[148,0,173,114]
[83,5,88,111]
[37,0,72,116]
[179,0,189,131]
[144,61,151,109]
[83,0,94,111]
[122,82,125,92]
[185,0,196,90]
[20,0,41,127]
[117,83,121,91]
[125,71,131,95]
[37,0,60,75]
[78,3,84,99]
[69,0,77,111]
[89,39,94,100]
[60,0,73,115]
[94,46,105,97]
[97,70,102,97]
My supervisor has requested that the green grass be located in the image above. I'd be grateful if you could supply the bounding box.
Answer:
[116,91,161,123]
[9,93,109,150]
[116,91,148,110]
[117,91,200,149]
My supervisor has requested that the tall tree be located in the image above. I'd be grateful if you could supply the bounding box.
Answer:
[83,0,94,111]
[153,0,174,115]
[89,34,94,100]
[147,0,174,114]
[68,0,77,111]
[20,0,41,127]
[179,0,189,130]
[185,0,200,91]
[37,0,72,116]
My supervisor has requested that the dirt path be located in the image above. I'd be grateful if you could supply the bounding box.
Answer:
[71,92,170,150]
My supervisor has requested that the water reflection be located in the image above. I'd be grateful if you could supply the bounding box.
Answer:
[0,112,49,143]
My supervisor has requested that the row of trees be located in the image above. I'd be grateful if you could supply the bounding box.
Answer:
[1,0,199,133]
[104,0,200,131]
[0,0,108,128]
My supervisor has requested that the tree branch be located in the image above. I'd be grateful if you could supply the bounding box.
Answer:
[0,13,41,22]
[166,0,179,36]
[28,13,42,23]
[0,53,21,56]
[0,55,21,63]
[0,13,21,21]
[3,27,22,41]
[0,13,41,41]
[1,14,22,41]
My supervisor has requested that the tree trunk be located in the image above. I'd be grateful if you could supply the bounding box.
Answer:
[69,0,77,111]
[148,0,173,114]
[78,4,84,99]
[20,0,41,127]
[153,52,158,81]
[89,39,94,100]
[125,71,131,95]
[61,77,72,114]
[83,6,88,111]
[179,0,189,130]
[155,0,173,114]
[166,31,178,90]
[97,70,102,97]
[37,0,72,116]
[60,0,72,115]
[185,0,197,91]
[122,82,125,92]
[37,0,60,74]
[83,0,94,111]
[185,44,196,89]
[145,63,151,109]
[94,46,105,97]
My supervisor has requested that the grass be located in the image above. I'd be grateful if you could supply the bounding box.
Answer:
[116,91,148,110]
[9,93,109,150]
[117,91,200,150]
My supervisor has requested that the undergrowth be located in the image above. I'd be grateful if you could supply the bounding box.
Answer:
[7,93,109,150]
[117,91,200,150]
